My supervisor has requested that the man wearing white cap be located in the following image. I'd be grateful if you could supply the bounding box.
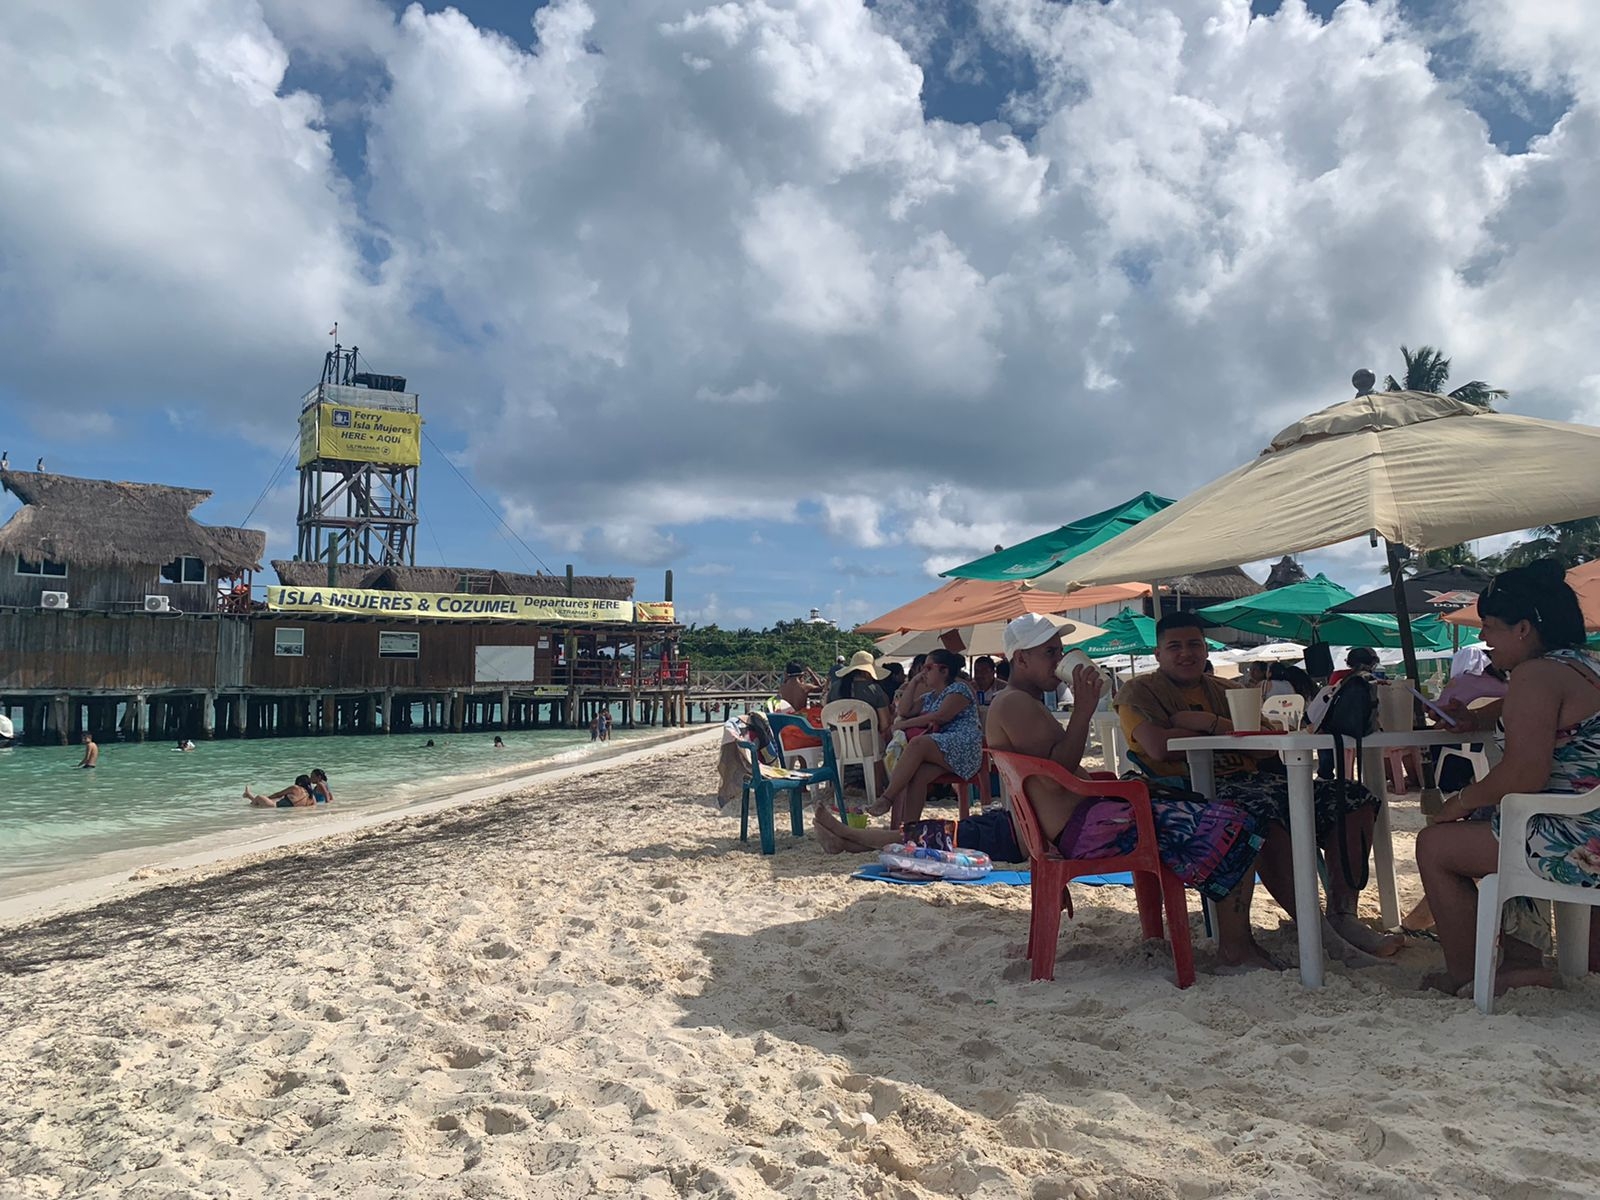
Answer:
[814,615,1278,969]
[989,613,1283,971]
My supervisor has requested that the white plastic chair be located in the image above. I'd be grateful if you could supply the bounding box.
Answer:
[820,699,884,813]
[1261,694,1305,731]
[1473,791,1600,1013]
[1438,743,1491,784]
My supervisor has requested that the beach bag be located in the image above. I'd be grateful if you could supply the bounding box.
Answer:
[1308,671,1379,889]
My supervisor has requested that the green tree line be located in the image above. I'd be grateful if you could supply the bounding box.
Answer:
[678,619,879,672]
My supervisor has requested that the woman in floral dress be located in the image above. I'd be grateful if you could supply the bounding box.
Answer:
[873,649,982,828]
[1417,559,1600,995]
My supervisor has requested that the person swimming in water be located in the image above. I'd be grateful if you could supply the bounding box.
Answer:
[78,733,98,769]
[308,768,332,804]
[244,775,315,808]
[493,736,506,749]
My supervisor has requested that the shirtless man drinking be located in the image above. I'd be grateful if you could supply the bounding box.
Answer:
[813,614,1279,970]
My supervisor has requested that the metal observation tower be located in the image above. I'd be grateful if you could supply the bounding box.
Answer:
[294,342,422,566]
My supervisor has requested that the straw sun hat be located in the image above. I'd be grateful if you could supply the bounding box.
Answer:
[838,650,888,679]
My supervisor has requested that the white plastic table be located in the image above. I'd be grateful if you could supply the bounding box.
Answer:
[1170,728,1467,988]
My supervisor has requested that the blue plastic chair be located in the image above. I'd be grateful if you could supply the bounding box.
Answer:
[740,741,812,854]
[764,713,844,817]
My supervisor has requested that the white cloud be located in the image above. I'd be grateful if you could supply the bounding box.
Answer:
[4,0,1599,580]
[0,0,395,434]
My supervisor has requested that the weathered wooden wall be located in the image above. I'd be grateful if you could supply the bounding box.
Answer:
[0,610,227,689]
[0,612,668,694]
[246,620,563,690]
[0,561,220,611]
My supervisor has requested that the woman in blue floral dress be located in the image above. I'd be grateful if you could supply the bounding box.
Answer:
[1418,559,1600,995]
[873,649,983,827]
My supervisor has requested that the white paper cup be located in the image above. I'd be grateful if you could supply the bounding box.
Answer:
[1055,649,1097,683]
[1378,682,1414,732]
[1226,687,1263,733]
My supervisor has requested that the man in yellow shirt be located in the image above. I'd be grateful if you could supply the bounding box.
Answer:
[1117,612,1401,958]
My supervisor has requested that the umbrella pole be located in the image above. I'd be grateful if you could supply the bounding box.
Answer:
[1387,540,1442,809]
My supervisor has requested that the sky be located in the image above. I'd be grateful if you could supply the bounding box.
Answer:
[1,0,1597,630]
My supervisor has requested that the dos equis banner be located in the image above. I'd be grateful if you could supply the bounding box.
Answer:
[266,587,637,623]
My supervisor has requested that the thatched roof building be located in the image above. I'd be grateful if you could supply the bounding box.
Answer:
[1264,555,1310,590]
[1159,567,1264,602]
[271,560,634,600]
[0,471,265,575]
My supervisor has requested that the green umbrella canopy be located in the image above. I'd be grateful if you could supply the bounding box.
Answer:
[1078,608,1223,659]
[943,492,1174,580]
[1196,575,1454,649]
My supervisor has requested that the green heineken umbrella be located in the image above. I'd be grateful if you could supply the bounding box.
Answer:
[943,492,1173,580]
[1078,608,1223,660]
[1196,574,1454,650]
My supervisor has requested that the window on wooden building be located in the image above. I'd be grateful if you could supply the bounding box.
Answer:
[16,555,67,577]
[160,556,207,585]
[379,631,420,659]
[274,628,305,657]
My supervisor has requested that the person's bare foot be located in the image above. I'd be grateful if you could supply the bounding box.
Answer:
[1492,965,1556,994]
[1217,940,1288,972]
[864,797,893,817]
[1315,917,1388,967]
[1419,969,1468,995]
[1401,897,1434,932]
[811,803,851,854]
[1329,911,1406,957]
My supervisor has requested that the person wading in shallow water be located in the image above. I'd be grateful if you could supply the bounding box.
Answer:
[78,733,98,769]
[244,776,316,809]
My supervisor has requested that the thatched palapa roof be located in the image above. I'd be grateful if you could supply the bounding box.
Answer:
[0,470,266,574]
[271,560,634,600]
[1159,567,1264,601]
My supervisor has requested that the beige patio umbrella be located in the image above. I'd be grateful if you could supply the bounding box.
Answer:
[873,613,1104,659]
[1030,387,1600,689]
[1033,390,1600,591]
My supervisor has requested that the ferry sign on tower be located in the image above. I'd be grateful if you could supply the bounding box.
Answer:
[295,339,422,567]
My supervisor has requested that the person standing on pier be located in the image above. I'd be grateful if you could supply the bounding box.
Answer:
[78,733,98,769]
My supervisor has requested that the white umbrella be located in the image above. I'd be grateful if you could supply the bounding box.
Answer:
[1034,390,1600,589]
[0,712,12,740]
[1228,642,1307,663]
[872,613,1105,659]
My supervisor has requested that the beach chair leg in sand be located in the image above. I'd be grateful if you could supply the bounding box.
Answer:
[1473,791,1600,1013]
[740,743,810,855]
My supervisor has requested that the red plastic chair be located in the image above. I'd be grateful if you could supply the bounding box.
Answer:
[989,751,1194,988]
[931,749,993,821]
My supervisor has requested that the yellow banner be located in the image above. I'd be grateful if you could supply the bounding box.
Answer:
[299,405,422,467]
[634,601,676,623]
[266,586,637,623]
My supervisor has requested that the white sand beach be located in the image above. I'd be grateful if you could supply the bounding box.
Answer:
[3,735,1598,1199]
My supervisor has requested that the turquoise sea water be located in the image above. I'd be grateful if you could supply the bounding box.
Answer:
[0,720,657,895]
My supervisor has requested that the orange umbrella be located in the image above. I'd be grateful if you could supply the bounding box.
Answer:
[1442,560,1600,632]
[855,577,1149,636]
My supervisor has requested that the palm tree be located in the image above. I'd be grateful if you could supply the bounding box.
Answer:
[1485,518,1600,570]
[1384,344,1508,409]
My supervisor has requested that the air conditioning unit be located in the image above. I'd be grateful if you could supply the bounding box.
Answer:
[41,591,69,610]
[144,595,172,614]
